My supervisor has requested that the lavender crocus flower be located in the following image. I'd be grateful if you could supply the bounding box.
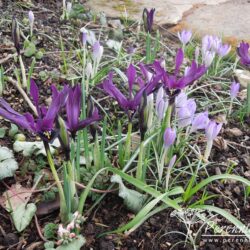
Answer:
[156,87,168,121]
[177,99,196,128]
[163,127,176,149]
[230,82,240,99]
[153,48,207,93]
[202,50,215,67]
[142,8,155,33]
[204,120,222,161]
[237,41,250,66]
[205,120,222,141]
[0,80,68,142]
[175,92,188,108]
[178,30,192,46]
[190,111,209,133]
[217,43,231,57]
[65,85,101,138]
[80,27,96,46]
[92,41,104,64]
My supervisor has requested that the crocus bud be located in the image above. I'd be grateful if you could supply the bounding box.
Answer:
[163,127,176,149]
[28,11,34,26]
[85,62,93,79]
[230,81,240,99]
[205,120,222,141]
[178,30,192,45]
[156,87,168,121]
[12,17,20,55]
[202,50,215,67]
[217,44,231,57]
[57,116,70,160]
[92,41,104,64]
[190,111,209,133]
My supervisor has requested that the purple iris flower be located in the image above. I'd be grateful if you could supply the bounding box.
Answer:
[237,41,250,66]
[142,8,155,33]
[153,49,207,95]
[65,85,101,138]
[0,80,68,142]
[100,64,160,117]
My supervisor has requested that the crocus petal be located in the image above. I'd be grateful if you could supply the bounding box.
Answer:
[205,120,222,140]
[163,127,176,148]
[230,82,240,99]
[190,111,209,132]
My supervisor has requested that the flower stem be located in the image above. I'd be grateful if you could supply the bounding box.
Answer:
[204,139,213,161]
[247,83,250,116]
[159,148,168,183]
[136,141,145,182]
[124,122,132,161]
[44,142,67,222]
[19,55,27,88]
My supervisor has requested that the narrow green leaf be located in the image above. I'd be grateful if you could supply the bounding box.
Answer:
[185,174,250,201]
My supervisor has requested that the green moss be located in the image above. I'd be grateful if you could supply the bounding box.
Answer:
[112,0,140,14]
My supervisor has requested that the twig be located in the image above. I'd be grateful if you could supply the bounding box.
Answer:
[0,54,15,65]
[6,76,38,116]
[75,182,118,194]
[34,215,47,242]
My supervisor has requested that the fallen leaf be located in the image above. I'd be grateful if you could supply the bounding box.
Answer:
[0,147,18,180]
[1,184,32,212]
[12,203,37,232]
[213,137,228,151]
[225,128,243,137]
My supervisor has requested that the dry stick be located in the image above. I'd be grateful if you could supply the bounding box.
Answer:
[34,215,47,242]
[6,77,38,116]
[0,54,15,65]
[75,182,118,194]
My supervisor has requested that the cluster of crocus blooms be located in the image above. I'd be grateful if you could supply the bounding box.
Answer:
[57,212,83,245]
[201,35,231,67]
[142,8,155,33]
[178,30,192,46]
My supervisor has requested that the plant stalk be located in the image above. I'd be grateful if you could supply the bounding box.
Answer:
[44,142,67,222]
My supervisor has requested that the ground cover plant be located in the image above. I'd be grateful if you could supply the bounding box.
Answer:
[0,1,250,249]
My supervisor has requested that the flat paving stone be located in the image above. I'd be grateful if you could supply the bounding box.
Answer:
[182,1,250,41]
[86,0,230,25]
